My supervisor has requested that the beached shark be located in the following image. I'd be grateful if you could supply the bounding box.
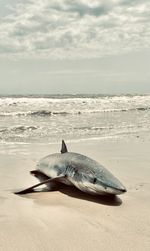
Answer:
[15,140,127,196]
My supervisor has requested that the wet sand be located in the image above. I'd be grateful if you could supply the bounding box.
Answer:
[0,137,150,251]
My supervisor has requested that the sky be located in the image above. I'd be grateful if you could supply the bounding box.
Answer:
[0,0,150,94]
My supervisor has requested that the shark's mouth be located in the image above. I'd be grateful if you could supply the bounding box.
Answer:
[92,178,127,195]
[103,185,127,195]
[96,181,127,195]
[72,178,127,195]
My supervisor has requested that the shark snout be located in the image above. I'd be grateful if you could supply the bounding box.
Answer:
[107,185,127,195]
[120,188,127,193]
[115,187,127,194]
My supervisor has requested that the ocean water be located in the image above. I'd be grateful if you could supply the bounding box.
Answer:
[0,94,150,144]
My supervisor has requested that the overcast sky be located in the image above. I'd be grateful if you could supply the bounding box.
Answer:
[0,0,150,94]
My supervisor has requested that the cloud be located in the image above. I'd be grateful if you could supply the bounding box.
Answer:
[49,0,112,17]
[0,0,150,59]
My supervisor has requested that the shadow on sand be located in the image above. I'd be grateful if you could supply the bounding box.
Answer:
[59,185,122,206]
[15,182,122,206]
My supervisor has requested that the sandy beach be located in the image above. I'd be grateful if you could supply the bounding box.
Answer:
[0,135,150,251]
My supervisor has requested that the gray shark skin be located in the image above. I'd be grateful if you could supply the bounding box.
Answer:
[15,140,126,195]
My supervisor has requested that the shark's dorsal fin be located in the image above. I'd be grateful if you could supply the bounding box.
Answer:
[61,140,68,154]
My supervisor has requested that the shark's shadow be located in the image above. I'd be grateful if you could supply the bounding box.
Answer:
[17,182,122,206]
[58,184,122,206]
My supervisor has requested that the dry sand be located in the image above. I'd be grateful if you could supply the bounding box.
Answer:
[0,136,150,251]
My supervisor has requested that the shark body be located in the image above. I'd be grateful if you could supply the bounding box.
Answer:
[16,140,126,196]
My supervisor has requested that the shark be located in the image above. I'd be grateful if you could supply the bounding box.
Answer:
[15,140,126,196]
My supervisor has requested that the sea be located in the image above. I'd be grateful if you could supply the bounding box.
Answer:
[0,94,150,145]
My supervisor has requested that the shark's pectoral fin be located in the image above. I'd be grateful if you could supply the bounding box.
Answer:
[30,170,50,181]
[14,175,65,195]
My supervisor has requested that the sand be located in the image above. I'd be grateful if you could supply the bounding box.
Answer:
[0,136,150,251]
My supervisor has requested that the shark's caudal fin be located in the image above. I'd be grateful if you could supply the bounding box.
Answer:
[15,175,65,195]
[61,140,68,154]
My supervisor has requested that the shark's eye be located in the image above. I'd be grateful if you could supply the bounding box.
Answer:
[93,178,97,184]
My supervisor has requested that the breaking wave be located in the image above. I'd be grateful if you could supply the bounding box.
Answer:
[0,126,38,133]
[0,107,150,117]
